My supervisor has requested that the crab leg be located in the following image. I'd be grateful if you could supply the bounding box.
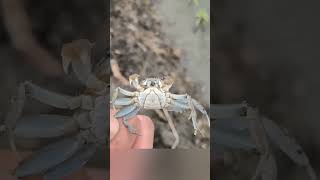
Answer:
[170,99,189,109]
[13,115,77,138]
[191,98,210,127]
[167,93,201,135]
[114,104,141,134]
[163,109,179,149]
[44,144,96,180]
[113,98,135,106]
[169,93,210,126]
[15,136,85,177]
[23,81,82,109]
[4,82,87,159]
[111,87,137,104]
[122,107,141,134]
[187,96,200,135]
[114,104,137,118]
[168,93,188,100]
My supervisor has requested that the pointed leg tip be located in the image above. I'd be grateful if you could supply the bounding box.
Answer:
[128,127,140,135]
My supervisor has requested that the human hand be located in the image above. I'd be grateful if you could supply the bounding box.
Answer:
[110,109,155,180]
[110,109,155,149]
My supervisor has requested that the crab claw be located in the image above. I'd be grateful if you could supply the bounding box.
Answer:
[161,76,174,91]
[129,74,144,91]
[61,39,94,74]
[129,74,140,86]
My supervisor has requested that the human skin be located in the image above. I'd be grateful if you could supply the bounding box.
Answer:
[110,109,155,150]
[110,109,155,180]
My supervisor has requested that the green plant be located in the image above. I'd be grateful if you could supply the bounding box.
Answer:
[190,0,209,30]
[196,9,209,26]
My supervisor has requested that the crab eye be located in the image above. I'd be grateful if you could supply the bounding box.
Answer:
[141,80,147,86]
[150,81,155,86]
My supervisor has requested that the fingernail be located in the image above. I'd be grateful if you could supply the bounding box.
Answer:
[110,117,120,140]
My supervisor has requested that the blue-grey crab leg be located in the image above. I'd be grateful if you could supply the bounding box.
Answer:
[113,98,135,106]
[166,98,189,112]
[23,81,82,109]
[114,104,141,134]
[187,96,200,135]
[168,93,188,100]
[122,107,141,134]
[111,87,137,104]
[14,115,77,138]
[4,82,84,159]
[114,104,137,118]
[15,136,85,178]
[43,144,96,180]
[191,98,210,126]
[167,94,200,135]
[170,99,189,109]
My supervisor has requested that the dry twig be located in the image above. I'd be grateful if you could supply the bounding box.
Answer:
[110,59,130,85]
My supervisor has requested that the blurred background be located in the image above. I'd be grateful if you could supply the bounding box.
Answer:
[0,0,107,179]
[110,0,210,149]
[213,0,320,179]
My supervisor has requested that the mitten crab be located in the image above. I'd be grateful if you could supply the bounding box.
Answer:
[111,74,210,149]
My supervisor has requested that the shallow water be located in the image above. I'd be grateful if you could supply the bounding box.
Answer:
[156,0,210,104]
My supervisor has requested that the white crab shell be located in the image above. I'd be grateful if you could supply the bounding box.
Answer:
[138,87,167,109]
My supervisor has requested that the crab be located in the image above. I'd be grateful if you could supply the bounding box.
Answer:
[1,39,108,179]
[212,103,317,180]
[111,74,210,149]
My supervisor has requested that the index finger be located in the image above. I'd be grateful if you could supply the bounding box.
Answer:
[110,109,140,150]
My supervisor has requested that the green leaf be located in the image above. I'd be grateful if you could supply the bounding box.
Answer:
[193,0,200,6]
[196,9,209,25]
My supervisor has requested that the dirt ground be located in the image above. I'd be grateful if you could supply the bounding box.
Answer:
[110,0,210,149]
